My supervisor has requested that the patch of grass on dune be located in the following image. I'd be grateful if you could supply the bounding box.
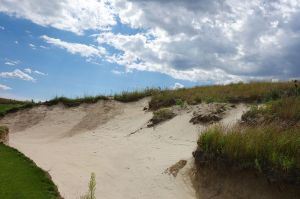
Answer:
[44,95,109,107]
[242,96,300,126]
[114,88,160,102]
[0,99,35,117]
[195,125,300,184]
[149,81,300,110]
[0,144,61,199]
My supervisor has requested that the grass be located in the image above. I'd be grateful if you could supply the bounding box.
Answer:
[113,88,159,102]
[242,96,300,126]
[44,95,109,107]
[148,108,176,127]
[149,81,300,110]
[0,126,8,135]
[0,144,61,199]
[195,125,300,183]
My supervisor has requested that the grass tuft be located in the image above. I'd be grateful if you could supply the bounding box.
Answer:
[148,108,176,127]
[114,88,160,102]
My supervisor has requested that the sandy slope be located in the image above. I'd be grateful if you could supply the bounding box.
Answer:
[0,99,246,199]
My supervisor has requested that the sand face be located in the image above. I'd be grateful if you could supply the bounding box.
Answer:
[0,99,246,199]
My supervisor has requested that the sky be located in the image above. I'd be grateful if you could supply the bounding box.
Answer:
[0,0,300,100]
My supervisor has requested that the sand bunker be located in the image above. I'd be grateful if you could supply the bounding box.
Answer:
[0,99,247,199]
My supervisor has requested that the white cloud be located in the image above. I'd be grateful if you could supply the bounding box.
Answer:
[24,68,32,74]
[41,35,106,58]
[6,0,299,84]
[0,26,4,30]
[172,82,184,90]
[34,70,47,76]
[4,59,20,66]
[0,83,11,90]
[29,43,36,49]
[0,0,116,35]
[111,69,124,75]
[0,69,35,81]
[15,40,18,44]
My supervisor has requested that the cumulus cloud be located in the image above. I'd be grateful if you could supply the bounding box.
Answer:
[41,35,106,58]
[0,83,11,90]
[0,0,116,35]
[101,0,300,82]
[0,69,35,81]
[3,0,300,83]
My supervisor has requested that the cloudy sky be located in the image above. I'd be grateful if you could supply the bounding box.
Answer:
[0,0,299,100]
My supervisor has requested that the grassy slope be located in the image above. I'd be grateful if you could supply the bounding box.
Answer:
[0,144,61,199]
[149,81,299,110]
[194,96,300,184]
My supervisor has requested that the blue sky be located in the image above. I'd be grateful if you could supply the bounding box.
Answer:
[0,0,299,100]
[0,13,194,100]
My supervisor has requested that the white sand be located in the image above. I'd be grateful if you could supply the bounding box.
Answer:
[0,99,247,199]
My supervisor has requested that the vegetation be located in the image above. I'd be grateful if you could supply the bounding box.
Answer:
[0,125,8,135]
[195,125,300,184]
[44,95,109,107]
[242,96,300,126]
[148,108,176,127]
[114,88,159,102]
[0,144,61,199]
[194,95,300,184]
[149,81,300,110]
[81,173,96,199]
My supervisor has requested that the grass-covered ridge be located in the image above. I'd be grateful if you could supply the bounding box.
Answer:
[0,144,61,199]
[149,81,300,110]
[194,96,300,184]
[195,125,300,184]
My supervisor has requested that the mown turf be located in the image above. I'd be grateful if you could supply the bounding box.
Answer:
[0,144,61,199]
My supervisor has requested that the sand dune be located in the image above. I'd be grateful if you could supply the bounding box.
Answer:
[0,99,246,199]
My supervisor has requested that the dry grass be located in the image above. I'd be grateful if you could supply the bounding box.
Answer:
[148,108,176,127]
[113,88,159,102]
[195,125,300,184]
[149,81,300,110]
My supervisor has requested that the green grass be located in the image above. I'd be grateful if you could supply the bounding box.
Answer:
[114,88,160,102]
[149,81,300,110]
[242,96,300,125]
[0,144,61,199]
[148,108,176,127]
[44,95,109,107]
[196,126,300,183]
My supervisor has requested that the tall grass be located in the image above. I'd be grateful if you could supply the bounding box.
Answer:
[114,88,160,102]
[195,125,300,183]
[242,96,300,125]
[149,81,300,110]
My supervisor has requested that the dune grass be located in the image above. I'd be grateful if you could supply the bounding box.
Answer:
[242,96,300,126]
[0,144,61,199]
[148,108,176,127]
[149,81,300,110]
[44,95,109,107]
[195,95,300,184]
[113,88,160,102]
[196,125,300,183]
